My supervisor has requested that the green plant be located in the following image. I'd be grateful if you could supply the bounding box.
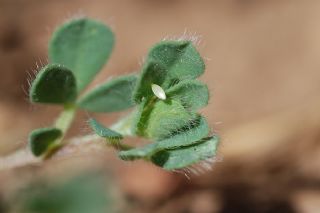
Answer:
[16,173,113,213]
[28,17,220,171]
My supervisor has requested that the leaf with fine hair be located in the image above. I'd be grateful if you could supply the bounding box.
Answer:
[136,99,197,140]
[166,79,209,111]
[49,18,114,92]
[29,128,62,157]
[77,75,137,113]
[133,60,167,103]
[89,118,123,140]
[133,40,205,102]
[148,40,205,84]
[29,64,77,104]
[151,135,219,170]
[118,116,209,160]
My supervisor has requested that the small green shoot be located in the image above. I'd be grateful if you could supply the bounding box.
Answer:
[28,17,220,172]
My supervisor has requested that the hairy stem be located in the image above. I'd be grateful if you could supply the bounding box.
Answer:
[55,104,76,134]
[44,105,76,158]
[0,134,104,171]
[0,112,135,171]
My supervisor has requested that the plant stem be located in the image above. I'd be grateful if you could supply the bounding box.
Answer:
[44,104,76,158]
[0,134,104,171]
[55,104,76,134]
[0,109,135,170]
[110,112,135,136]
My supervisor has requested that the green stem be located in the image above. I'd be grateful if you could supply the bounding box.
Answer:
[54,104,76,134]
[44,104,76,158]
[110,112,135,136]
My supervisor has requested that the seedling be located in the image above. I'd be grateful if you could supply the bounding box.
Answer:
[28,17,220,171]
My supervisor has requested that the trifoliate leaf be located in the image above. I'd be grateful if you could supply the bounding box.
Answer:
[89,118,123,140]
[29,127,62,156]
[29,64,77,104]
[77,75,137,112]
[49,18,114,92]
[118,116,209,160]
[151,135,219,170]
[166,79,209,111]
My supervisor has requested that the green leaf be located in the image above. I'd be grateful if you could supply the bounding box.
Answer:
[20,174,112,213]
[29,64,77,104]
[149,40,205,84]
[29,128,62,156]
[133,41,205,102]
[89,118,123,140]
[166,79,209,111]
[49,18,114,92]
[77,75,137,113]
[136,99,197,140]
[133,60,167,103]
[151,135,219,170]
[119,116,210,160]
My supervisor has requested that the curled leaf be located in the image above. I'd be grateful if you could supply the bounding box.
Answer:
[136,99,197,140]
[151,135,219,170]
[119,116,209,160]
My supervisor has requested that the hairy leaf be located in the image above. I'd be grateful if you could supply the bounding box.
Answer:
[78,75,137,112]
[89,118,123,140]
[49,18,114,92]
[29,128,62,156]
[133,60,167,103]
[151,135,219,170]
[133,41,205,102]
[137,99,197,140]
[166,79,209,111]
[29,64,77,104]
[118,116,209,160]
[148,40,205,85]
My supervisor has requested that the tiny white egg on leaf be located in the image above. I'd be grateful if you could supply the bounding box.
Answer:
[151,84,166,100]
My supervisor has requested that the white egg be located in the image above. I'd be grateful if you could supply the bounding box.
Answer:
[151,84,166,100]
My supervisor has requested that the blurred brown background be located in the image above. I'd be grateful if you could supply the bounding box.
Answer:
[1,0,320,212]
